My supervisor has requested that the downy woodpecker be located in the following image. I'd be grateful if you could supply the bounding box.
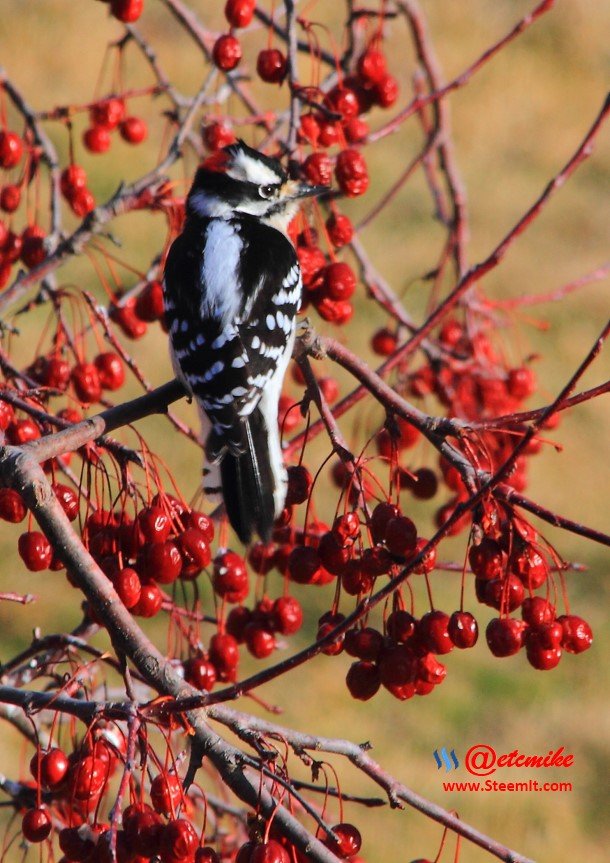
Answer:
[163,141,324,543]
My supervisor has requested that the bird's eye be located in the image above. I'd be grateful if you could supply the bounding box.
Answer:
[259,184,278,199]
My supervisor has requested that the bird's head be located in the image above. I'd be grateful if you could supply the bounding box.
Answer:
[187,140,326,233]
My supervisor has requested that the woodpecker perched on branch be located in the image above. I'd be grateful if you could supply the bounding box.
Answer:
[163,141,324,543]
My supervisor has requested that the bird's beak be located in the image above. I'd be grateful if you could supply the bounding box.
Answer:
[284,179,328,200]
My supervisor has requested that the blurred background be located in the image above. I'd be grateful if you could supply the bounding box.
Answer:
[1,1,609,860]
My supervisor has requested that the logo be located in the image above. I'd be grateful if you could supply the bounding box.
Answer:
[433,747,459,771]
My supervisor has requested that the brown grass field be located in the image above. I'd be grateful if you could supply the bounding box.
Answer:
[0,1,609,860]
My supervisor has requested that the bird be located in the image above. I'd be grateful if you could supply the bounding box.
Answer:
[163,140,324,544]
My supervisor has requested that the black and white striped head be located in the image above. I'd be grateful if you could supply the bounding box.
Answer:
[187,140,324,233]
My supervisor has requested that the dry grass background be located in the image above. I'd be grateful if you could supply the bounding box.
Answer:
[0,1,609,861]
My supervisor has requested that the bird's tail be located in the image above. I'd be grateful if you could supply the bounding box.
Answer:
[213,407,285,544]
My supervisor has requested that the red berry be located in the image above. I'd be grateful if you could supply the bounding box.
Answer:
[209,633,239,681]
[60,164,87,196]
[556,614,593,654]
[341,560,374,595]
[522,596,555,627]
[448,611,479,649]
[288,546,323,585]
[226,605,253,642]
[486,617,527,657]
[373,73,399,107]
[178,527,212,578]
[511,544,549,589]
[315,296,353,324]
[18,531,52,571]
[302,152,333,187]
[22,808,52,843]
[212,550,249,601]
[119,116,148,144]
[0,183,21,212]
[151,773,183,816]
[90,98,125,130]
[68,186,95,216]
[384,515,417,557]
[135,279,165,322]
[70,755,108,799]
[469,538,505,580]
[184,656,217,691]
[0,488,26,522]
[322,262,356,301]
[2,228,22,262]
[203,121,236,151]
[344,626,383,661]
[318,119,340,147]
[0,131,24,169]
[112,567,142,609]
[257,49,287,84]
[186,509,215,543]
[245,623,276,658]
[110,297,148,339]
[110,0,144,23]
[141,540,182,584]
[379,644,417,687]
[133,581,163,617]
[94,352,125,390]
[526,620,563,650]
[357,48,387,84]
[344,117,369,144]
[326,212,353,248]
[298,113,320,146]
[371,327,397,356]
[83,125,111,154]
[7,416,41,444]
[526,643,562,670]
[213,34,242,71]
[138,505,172,543]
[160,819,198,863]
[403,467,438,499]
[53,483,79,521]
[71,362,102,403]
[386,609,417,643]
[325,85,360,119]
[285,464,312,505]
[0,401,14,431]
[370,501,400,544]
[225,0,255,28]
[335,149,369,197]
[251,840,291,863]
[197,848,221,863]
[483,573,525,612]
[419,610,454,655]
[123,804,163,858]
[21,224,46,268]
[272,595,303,635]
[326,823,362,859]
[417,652,447,686]
[41,748,69,786]
[507,367,536,400]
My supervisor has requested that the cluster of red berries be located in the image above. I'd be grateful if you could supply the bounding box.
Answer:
[22,724,365,863]
[293,226,358,325]
[25,349,126,404]
[109,280,165,340]
[469,532,593,669]
[212,1,288,85]
[83,97,148,155]
[0,217,47,287]
[0,126,25,233]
